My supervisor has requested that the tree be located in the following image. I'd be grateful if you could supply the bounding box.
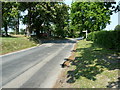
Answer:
[53,3,69,38]
[19,2,38,37]
[2,2,23,36]
[114,1,120,12]
[20,2,53,37]
[20,2,69,38]
[2,2,69,38]
[2,2,13,36]
[9,2,22,35]
[114,25,120,31]
[70,1,117,37]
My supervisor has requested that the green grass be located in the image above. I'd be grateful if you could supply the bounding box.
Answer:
[67,40,120,88]
[0,36,38,55]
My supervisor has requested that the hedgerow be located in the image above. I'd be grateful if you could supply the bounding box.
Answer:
[87,30,120,51]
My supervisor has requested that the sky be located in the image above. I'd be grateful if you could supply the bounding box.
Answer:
[105,0,119,30]
[19,0,119,31]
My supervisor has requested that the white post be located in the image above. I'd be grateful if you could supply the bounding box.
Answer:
[82,30,88,39]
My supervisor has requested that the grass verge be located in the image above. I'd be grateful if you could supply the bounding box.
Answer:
[55,40,120,88]
[0,36,38,55]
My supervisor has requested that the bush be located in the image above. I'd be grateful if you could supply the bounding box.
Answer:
[87,31,96,41]
[114,25,120,31]
[9,32,15,35]
[29,35,40,44]
[20,29,25,35]
[87,30,120,51]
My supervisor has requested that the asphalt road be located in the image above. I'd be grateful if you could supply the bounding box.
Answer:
[1,39,76,88]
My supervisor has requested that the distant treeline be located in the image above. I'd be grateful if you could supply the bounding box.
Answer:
[2,1,120,38]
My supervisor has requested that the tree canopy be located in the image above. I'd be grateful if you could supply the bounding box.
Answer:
[70,1,117,37]
[1,1,120,38]
[2,2,69,38]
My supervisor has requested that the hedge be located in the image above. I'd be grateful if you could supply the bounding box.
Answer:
[87,30,120,51]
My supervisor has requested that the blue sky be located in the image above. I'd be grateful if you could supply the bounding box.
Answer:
[105,0,119,30]
[19,0,119,31]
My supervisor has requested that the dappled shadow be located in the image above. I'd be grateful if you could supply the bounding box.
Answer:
[41,39,76,44]
[1,35,17,38]
[66,42,120,84]
[26,35,77,44]
[106,77,120,88]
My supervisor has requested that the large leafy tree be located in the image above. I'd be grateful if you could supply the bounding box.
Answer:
[53,3,69,38]
[31,2,58,37]
[2,2,69,38]
[2,2,13,36]
[2,2,24,35]
[70,1,117,37]
[9,2,22,35]
[21,2,69,38]
[21,2,57,37]
[19,2,38,36]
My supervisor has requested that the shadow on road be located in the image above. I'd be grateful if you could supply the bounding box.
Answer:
[41,39,77,44]
[1,35,17,38]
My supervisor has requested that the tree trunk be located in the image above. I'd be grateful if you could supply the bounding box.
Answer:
[47,23,50,37]
[16,13,19,35]
[14,11,20,35]
[36,28,40,38]
[4,23,8,36]
[27,3,32,37]
[15,23,19,35]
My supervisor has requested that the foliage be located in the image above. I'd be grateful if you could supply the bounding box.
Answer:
[87,30,120,51]
[2,2,13,36]
[2,2,22,35]
[20,29,25,35]
[70,2,116,37]
[114,25,120,31]
[2,2,119,38]
[19,2,69,38]
[9,2,22,35]
[114,1,120,12]
[9,32,15,35]
[2,2,69,38]
[53,3,70,38]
